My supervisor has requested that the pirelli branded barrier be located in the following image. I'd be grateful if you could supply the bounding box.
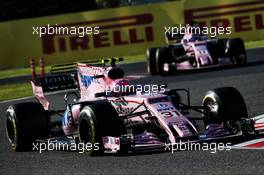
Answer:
[0,0,264,69]
[184,0,264,41]
[0,2,183,69]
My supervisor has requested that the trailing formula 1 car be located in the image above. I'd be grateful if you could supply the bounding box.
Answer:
[6,58,263,155]
[147,29,247,75]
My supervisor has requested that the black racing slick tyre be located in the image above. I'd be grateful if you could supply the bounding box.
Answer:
[207,39,226,64]
[226,38,247,65]
[6,102,48,151]
[156,47,174,76]
[202,87,248,124]
[146,48,158,75]
[78,100,126,156]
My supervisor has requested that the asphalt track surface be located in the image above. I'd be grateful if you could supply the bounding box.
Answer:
[1,48,264,175]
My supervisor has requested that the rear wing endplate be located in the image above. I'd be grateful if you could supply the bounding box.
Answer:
[33,74,78,93]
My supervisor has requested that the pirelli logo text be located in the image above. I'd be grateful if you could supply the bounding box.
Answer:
[184,0,264,33]
[42,14,154,54]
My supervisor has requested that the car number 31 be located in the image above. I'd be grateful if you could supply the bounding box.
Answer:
[160,111,180,118]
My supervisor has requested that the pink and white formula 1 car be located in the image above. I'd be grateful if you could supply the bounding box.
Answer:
[147,32,247,75]
[5,58,263,155]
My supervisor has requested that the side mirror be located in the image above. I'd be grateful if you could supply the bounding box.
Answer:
[94,92,107,98]
[94,74,104,79]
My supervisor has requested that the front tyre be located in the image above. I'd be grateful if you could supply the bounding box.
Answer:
[78,107,102,155]
[156,47,174,76]
[202,87,248,124]
[207,39,226,65]
[226,38,247,65]
[78,101,126,156]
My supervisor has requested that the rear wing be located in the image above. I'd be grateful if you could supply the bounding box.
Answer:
[50,57,124,74]
[50,63,76,74]
[33,74,78,93]
[32,57,124,93]
[31,73,78,110]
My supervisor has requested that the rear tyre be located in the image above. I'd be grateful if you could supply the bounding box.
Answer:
[146,48,158,75]
[78,100,126,156]
[202,87,248,124]
[6,102,48,151]
[226,38,247,65]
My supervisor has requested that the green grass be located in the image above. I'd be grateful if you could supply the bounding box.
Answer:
[0,54,145,80]
[245,40,264,49]
[0,66,52,79]
[0,82,32,101]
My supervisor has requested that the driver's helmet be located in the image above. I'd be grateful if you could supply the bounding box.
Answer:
[108,78,131,96]
[187,23,208,42]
